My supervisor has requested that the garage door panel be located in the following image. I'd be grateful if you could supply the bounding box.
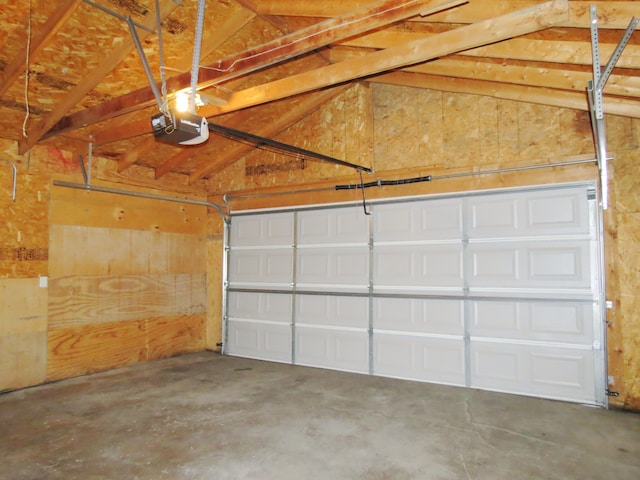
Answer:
[231,212,294,247]
[469,187,590,238]
[374,334,465,385]
[528,245,591,284]
[374,244,464,291]
[374,198,463,241]
[227,319,291,363]
[297,295,368,329]
[296,327,368,373]
[469,241,592,291]
[527,190,590,234]
[470,342,595,403]
[470,300,594,344]
[298,208,369,245]
[228,292,292,323]
[373,297,464,335]
[228,248,293,287]
[297,247,369,290]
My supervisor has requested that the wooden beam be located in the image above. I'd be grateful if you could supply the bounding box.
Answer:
[17,0,179,155]
[0,0,82,97]
[189,86,350,183]
[45,0,463,137]
[93,118,152,146]
[370,70,640,118]
[47,7,256,138]
[254,0,640,29]
[117,137,158,172]
[202,0,570,116]
[154,149,195,180]
[329,48,640,98]
[341,32,640,69]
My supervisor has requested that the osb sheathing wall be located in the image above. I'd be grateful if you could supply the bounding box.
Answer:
[0,145,49,391]
[209,83,640,411]
[0,140,208,391]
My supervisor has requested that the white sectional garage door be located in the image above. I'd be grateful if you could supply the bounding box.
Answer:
[225,184,606,406]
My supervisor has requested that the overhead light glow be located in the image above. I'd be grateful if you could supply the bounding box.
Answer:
[174,90,205,113]
[175,91,190,113]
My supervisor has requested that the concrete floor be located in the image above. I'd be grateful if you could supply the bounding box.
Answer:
[1,352,639,480]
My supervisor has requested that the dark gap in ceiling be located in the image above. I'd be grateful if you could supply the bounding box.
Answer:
[162,17,187,35]
[0,98,46,115]
[32,72,114,103]
[107,0,149,17]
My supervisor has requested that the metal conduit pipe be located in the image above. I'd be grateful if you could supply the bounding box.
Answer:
[0,158,17,202]
[53,180,229,224]
[223,157,597,201]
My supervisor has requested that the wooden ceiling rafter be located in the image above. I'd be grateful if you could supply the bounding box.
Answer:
[252,0,640,29]
[0,0,83,97]
[328,49,640,99]
[47,0,461,140]
[340,33,640,70]
[17,0,180,155]
[199,0,571,117]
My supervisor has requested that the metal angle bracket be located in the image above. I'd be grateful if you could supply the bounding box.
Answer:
[588,5,638,210]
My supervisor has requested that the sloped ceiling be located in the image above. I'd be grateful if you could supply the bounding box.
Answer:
[0,0,638,186]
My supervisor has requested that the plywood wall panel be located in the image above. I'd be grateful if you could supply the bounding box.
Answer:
[146,314,206,361]
[620,293,640,410]
[0,278,47,391]
[49,225,206,276]
[0,163,49,279]
[46,320,146,381]
[446,93,483,170]
[50,184,207,234]
[495,99,520,163]
[48,274,206,330]
[477,96,500,165]
[615,212,640,410]
[47,314,206,381]
[418,89,445,168]
[612,150,640,214]
[344,83,374,171]
[0,332,47,392]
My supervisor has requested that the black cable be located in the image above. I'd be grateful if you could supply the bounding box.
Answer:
[335,175,432,190]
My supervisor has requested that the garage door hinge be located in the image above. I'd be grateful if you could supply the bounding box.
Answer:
[606,389,619,397]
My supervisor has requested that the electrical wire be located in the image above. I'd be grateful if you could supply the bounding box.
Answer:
[22,0,32,138]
